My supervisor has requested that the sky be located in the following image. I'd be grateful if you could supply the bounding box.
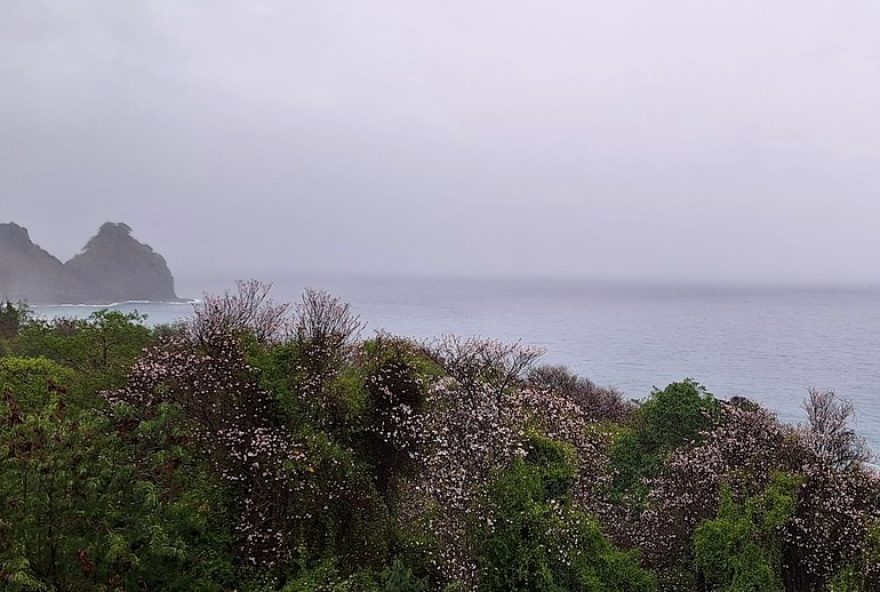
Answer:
[2,1,880,285]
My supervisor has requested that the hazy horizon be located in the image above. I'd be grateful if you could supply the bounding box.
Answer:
[4,1,880,284]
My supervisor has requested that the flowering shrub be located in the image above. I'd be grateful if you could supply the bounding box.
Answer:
[609,380,720,504]
[800,388,871,469]
[2,284,879,591]
[633,394,880,591]
[358,336,430,496]
[0,360,225,591]
[479,433,655,592]
[636,399,789,575]
[781,459,880,589]
[288,289,366,432]
[400,337,625,588]
[528,364,635,424]
[107,331,305,566]
[694,472,803,592]
[190,279,290,345]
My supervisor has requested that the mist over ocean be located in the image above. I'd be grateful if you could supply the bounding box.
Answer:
[31,274,880,450]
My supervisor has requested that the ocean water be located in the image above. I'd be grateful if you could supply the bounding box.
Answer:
[30,275,880,451]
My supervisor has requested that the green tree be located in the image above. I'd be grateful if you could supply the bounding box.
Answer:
[0,366,231,591]
[610,379,719,501]
[0,302,26,341]
[694,473,801,592]
[13,310,153,393]
[480,433,655,592]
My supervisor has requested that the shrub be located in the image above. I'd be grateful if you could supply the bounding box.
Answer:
[0,356,75,412]
[610,379,720,502]
[801,388,871,468]
[0,371,226,591]
[359,339,428,496]
[479,433,655,592]
[694,473,802,592]
[190,279,290,345]
[13,310,153,393]
[528,364,634,423]
[0,301,26,340]
[828,524,880,591]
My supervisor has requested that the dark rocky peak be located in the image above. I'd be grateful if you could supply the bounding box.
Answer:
[0,222,37,250]
[0,221,179,304]
[65,222,178,303]
[73,222,163,264]
[85,222,135,247]
[0,223,72,304]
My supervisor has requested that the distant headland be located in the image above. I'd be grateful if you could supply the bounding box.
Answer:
[0,222,178,304]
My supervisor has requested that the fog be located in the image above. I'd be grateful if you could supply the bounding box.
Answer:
[3,1,880,286]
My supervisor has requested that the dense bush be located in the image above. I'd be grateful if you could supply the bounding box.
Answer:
[609,379,720,503]
[694,473,802,592]
[13,310,153,394]
[479,433,655,592]
[0,357,228,591]
[528,364,635,424]
[0,289,877,591]
[0,302,24,341]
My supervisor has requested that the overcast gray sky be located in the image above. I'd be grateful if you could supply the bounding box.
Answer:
[2,1,879,285]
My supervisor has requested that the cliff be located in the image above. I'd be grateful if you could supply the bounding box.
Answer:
[0,222,178,304]
[0,223,75,304]
[65,223,178,303]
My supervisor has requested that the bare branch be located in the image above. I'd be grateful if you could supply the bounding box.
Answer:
[292,288,364,352]
[190,280,290,344]
[425,335,544,396]
[801,388,871,468]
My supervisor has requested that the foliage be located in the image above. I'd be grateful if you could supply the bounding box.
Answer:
[479,433,655,592]
[633,395,880,591]
[106,328,384,569]
[13,310,153,393]
[0,301,27,340]
[634,399,790,583]
[610,379,720,502]
[0,364,228,591]
[694,473,802,592]
[1,283,878,592]
[528,364,635,424]
[0,357,75,412]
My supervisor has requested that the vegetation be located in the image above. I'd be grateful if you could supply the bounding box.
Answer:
[0,285,878,591]
[609,379,719,503]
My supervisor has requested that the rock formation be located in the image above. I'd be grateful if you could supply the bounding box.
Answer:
[0,222,178,304]
[65,223,178,303]
[0,223,74,304]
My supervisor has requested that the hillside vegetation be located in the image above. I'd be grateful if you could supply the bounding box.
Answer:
[0,282,878,592]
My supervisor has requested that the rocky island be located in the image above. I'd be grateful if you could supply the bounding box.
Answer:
[0,222,178,304]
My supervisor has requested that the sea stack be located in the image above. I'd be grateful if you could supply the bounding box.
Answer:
[64,222,178,303]
[0,222,178,304]
[0,223,74,304]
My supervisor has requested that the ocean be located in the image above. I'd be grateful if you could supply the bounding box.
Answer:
[30,275,880,451]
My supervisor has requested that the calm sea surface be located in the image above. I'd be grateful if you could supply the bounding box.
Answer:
[31,275,880,451]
